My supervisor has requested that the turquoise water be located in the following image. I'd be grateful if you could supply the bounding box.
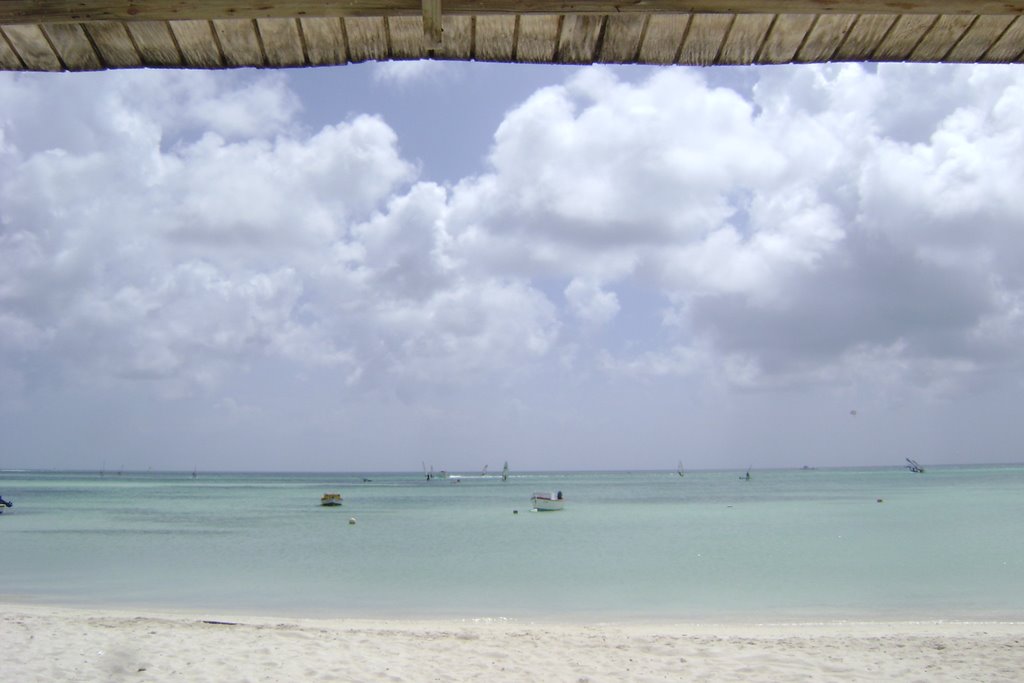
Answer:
[1,466,1023,621]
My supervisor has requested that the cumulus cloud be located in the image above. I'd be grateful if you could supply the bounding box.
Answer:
[0,70,557,401]
[444,64,1024,395]
[564,277,619,326]
[372,60,454,86]
[4,62,1024,415]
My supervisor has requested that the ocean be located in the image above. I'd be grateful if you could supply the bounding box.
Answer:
[1,466,1022,622]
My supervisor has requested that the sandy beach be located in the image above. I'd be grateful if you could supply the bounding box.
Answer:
[3,603,1022,682]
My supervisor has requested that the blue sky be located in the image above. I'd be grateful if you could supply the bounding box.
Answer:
[3,61,1024,472]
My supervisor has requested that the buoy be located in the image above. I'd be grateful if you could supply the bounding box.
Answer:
[348,517,357,525]
[513,510,518,515]
[876,499,883,503]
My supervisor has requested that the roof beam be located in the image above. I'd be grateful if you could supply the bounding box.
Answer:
[423,0,442,46]
[4,1,1024,26]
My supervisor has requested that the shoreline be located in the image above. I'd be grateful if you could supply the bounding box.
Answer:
[5,602,1024,682]
[6,593,1022,626]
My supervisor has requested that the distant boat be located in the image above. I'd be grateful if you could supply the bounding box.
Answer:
[531,491,564,511]
[320,493,343,506]
[424,464,448,481]
[481,464,489,477]
[191,466,197,480]
[677,461,685,478]
[740,467,751,481]
[905,458,925,474]
[502,461,509,482]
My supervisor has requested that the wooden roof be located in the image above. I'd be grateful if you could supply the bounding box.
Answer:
[2,1,1024,71]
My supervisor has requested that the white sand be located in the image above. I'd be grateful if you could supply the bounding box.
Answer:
[3,603,1023,682]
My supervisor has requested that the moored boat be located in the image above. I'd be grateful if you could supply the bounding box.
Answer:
[531,491,564,511]
[320,493,343,506]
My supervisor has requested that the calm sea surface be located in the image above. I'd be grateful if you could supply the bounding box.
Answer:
[1,466,1023,621]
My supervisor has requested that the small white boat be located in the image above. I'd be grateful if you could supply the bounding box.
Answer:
[320,493,343,506]
[531,491,564,511]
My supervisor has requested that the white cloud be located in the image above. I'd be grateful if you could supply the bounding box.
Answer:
[5,62,1024,415]
[372,60,453,86]
[564,277,619,326]
[0,69,563,403]
[443,63,1024,393]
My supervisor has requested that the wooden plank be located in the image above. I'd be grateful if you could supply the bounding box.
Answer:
[596,14,644,63]
[758,13,815,63]
[44,23,103,69]
[169,19,222,66]
[874,14,938,60]
[5,1,1024,25]
[474,14,514,60]
[85,21,142,66]
[343,16,388,61]
[0,28,28,69]
[638,14,688,64]
[718,13,772,64]
[388,15,427,58]
[2,23,62,70]
[795,13,856,62]
[516,14,560,62]
[213,18,264,66]
[557,14,603,64]
[831,14,896,60]
[299,16,347,64]
[678,13,731,65]
[127,20,182,65]
[435,14,472,58]
[980,15,1024,61]
[944,14,1013,61]
[257,18,304,65]
[909,14,974,60]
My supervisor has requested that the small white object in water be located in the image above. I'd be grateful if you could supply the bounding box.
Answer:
[348,517,356,525]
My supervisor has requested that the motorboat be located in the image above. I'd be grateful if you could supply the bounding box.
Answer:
[531,491,564,511]
[320,493,343,506]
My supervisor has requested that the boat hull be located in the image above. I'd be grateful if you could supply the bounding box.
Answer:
[531,497,564,511]
[320,493,343,506]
